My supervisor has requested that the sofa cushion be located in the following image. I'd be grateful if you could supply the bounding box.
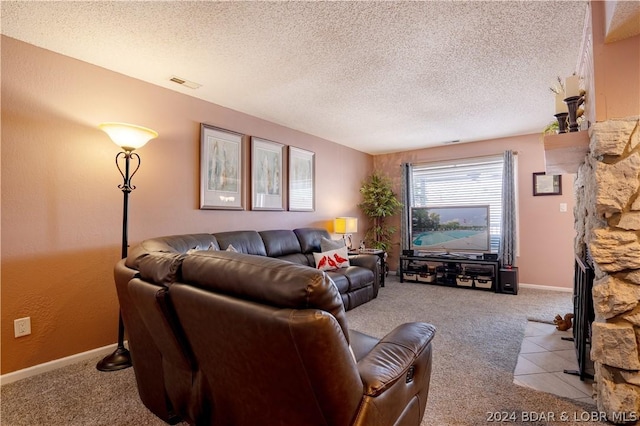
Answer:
[328,273,349,295]
[328,266,373,292]
[259,230,302,257]
[213,231,267,256]
[180,251,350,342]
[294,228,330,254]
[346,287,374,311]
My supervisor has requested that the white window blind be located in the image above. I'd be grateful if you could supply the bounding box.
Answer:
[411,156,503,252]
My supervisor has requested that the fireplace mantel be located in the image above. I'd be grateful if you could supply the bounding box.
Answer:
[543,130,590,175]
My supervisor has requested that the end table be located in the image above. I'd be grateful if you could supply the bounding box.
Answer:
[349,248,387,287]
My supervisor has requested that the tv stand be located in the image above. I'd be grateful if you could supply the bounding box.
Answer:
[399,254,508,293]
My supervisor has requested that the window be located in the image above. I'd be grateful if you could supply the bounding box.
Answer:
[411,156,504,252]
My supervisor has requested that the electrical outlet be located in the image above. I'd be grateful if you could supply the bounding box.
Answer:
[560,203,568,212]
[14,317,31,338]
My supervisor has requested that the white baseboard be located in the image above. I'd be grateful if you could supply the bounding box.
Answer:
[0,342,126,386]
[519,283,573,292]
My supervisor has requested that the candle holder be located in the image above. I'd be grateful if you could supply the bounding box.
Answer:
[564,96,582,132]
[554,112,569,134]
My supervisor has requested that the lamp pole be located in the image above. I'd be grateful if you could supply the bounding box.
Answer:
[96,150,140,371]
[96,123,157,372]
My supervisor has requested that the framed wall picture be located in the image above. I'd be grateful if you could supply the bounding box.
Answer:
[251,137,286,210]
[200,124,245,210]
[288,147,315,211]
[533,172,562,196]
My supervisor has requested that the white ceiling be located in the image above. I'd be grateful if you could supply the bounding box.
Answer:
[1,1,592,154]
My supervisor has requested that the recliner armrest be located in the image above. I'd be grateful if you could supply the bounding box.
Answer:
[349,254,381,291]
[357,322,435,397]
[348,254,379,272]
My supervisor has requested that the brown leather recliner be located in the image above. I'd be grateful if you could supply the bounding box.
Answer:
[116,229,382,424]
[130,249,435,425]
[116,234,218,424]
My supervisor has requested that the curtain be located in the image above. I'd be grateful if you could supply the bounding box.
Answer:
[499,150,516,266]
[399,163,412,274]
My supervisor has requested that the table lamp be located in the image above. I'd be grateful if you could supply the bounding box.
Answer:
[334,217,358,249]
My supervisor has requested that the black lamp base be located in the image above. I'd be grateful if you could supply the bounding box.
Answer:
[96,346,132,372]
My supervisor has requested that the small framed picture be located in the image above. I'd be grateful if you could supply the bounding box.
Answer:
[251,137,286,210]
[200,124,245,210]
[533,172,562,196]
[288,147,315,211]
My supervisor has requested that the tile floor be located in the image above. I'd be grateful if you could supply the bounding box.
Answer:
[513,321,595,405]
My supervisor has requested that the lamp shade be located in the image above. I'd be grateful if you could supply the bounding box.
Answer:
[334,217,358,234]
[99,122,158,151]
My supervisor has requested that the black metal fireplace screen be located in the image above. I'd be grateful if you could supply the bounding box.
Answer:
[566,254,595,380]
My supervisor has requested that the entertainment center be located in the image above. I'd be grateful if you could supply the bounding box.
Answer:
[405,204,518,294]
[399,252,517,294]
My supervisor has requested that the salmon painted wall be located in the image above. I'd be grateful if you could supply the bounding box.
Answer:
[591,1,640,121]
[1,36,373,374]
[374,134,577,290]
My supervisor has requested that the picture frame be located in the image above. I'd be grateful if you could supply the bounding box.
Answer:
[533,172,562,196]
[288,147,315,211]
[200,124,245,210]
[251,137,286,210]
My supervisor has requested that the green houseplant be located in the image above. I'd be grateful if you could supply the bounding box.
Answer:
[358,172,402,252]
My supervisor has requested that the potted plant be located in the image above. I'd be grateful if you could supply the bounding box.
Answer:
[358,172,402,252]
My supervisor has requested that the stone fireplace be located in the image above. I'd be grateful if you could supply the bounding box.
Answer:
[574,116,640,422]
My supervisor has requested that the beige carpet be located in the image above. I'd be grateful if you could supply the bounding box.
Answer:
[1,276,604,426]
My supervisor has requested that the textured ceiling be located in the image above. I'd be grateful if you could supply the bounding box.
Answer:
[1,1,590,154]
[605,0,640,42]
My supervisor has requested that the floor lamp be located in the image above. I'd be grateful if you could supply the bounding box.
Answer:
[96,122,158,372]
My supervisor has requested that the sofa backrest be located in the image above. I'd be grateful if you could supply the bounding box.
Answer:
[212,230,267,256]
[180,250,350,341]
[293,227,331,253]
[259,229,311,266]
[125,233,219,270]
[125,228,333,272]
[259,229,301,256]
[293,227,331,266]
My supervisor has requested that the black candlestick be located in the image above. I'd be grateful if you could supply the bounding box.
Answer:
[554,112,569,134]
[565,96,582,132]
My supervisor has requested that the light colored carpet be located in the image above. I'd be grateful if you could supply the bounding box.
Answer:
[348,277,602,425]
[1,276,604,426]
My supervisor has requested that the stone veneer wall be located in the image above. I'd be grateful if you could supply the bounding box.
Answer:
[574,116,640,423]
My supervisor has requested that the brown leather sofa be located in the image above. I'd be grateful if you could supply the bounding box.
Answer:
[120,228,380,311]
[120,249,436,425]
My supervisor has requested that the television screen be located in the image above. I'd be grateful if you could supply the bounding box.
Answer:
[411,205,490,253]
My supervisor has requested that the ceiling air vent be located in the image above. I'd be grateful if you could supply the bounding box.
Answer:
[442,139,461,145]
[169,76,201,89]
